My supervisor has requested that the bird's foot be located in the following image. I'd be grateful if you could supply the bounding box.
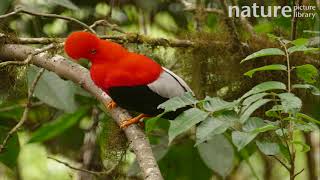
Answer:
[106,100,117,110]
[120,114,149,129]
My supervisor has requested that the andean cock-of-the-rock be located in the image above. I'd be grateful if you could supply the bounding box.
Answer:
[64,31,192,128]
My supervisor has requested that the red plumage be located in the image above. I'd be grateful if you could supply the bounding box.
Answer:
[64,31,163,92]
[65,31,192,127]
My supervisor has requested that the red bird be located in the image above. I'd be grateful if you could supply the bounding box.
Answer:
[64,31,192,128]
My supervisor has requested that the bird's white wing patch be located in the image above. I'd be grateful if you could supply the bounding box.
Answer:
[147,67,193,98]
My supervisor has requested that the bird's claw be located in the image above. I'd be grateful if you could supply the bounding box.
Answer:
[120,114,148,129]
[106,101,117,110]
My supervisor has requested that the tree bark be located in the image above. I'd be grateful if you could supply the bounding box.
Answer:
[0,44,163,180]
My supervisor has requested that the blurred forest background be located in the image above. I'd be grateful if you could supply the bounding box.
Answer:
[0,0,319,180]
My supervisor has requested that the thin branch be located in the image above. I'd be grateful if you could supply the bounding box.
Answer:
[107,0,115,19]
[89,19,125,33]
[0,8,95,33]
[0,68,45,152]
[271,155,290,171]
[0,44,164,180]
[0,101,43,112]
[293,168,304,179]
[48,156,108,177]
[245,159,260,180]
[79,107,100,180]
[185,7,224,15]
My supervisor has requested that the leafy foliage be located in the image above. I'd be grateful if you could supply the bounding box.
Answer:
[197,134,234,177]
[0,126,20,168]
[159,36,320,179]
[0,0,319,179]
[240,48,285,63]
[28,106,89,143]
[244,64,287,78]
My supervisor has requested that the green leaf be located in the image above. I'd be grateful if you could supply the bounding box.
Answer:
[267,34,281,41]
[28,107,89,143]
[242,92,269,110]
[279,144,291,162]
[291,38,308,46]
[295,64,319,84]
[145,114,165,133]
[28,65,77,113]
[251,124,278,133]
[202,97,237,112]
[157,139,212,180]
[253,22,273,34]
[295,122,319,132]
[278,93,302,114]
[265,105,283,117]
[195,113,237,146]
[240,99,272,123]
[242,117,265,131]
[51,0,79,10]
[293,141,310,153]
[232,131,258,151]
[288,45,319,54]
[292,84,320,96]
[297,113,320,125]
[0,126,20,168]
[241,48,285,63]
[244,64,287,78]
[256,141,280,155]
[158,92,197,112]
[197,134,234,177]
[242,117,278,133]
[168,108,209,144]
[240,81,286,100]
[0,0,12,15]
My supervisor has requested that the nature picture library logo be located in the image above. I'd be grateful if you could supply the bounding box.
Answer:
[228,3,317,19]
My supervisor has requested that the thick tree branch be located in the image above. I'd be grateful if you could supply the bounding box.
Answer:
[3,34,201,47]
[0,44,163,180]
[219,0,242,51]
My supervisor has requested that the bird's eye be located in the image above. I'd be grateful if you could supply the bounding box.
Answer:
[90,49,97,54]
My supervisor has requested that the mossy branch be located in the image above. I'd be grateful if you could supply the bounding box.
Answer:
[1,32,226,48]
[0,44,164,180]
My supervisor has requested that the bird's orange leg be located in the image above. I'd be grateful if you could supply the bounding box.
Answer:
[120,114,150,129]
[106,100,117,110]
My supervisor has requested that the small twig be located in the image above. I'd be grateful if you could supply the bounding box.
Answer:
[271,155,290,171]
[0,68,45,153]
[48,156,108,177]
[0,43,57,67]
[107,0,115,18]
[0,8,95,33]
[245,159,260,180]
[293,168,304,178]
[0,101,43,112]
[184,7,223,15]
[178,0,224,15]
[89,19,125,33]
